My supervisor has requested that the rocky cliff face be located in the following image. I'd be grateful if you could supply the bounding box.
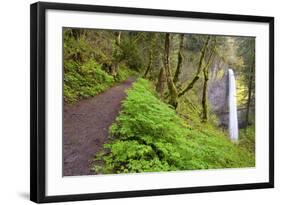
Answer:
[208,59,248,128]
[208,58,228,126]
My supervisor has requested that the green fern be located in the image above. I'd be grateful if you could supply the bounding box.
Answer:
[93,79,254,174]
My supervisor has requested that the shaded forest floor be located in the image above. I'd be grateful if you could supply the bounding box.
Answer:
[63,77,135,176]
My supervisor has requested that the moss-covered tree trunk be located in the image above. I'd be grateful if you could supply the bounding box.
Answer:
[201,38,216,122]
[164,33,178,108]
[201,76,208,121]
[201,68,211,122]
[245,61,255,125]
[156,67,166,96]
[144,33,156,78]
[178,35,211,98]
[173,34,185,84]
[144,48,153,77]
[111,31,122,77]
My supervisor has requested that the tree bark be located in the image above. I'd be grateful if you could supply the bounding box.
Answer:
[173,34,185,84]
[144,33,157,78]
[144,39,153,77]
[201,77,208,121]
[245,60,255,125]
[156,67,166,96]
[201,38,216,122]
[164,33,178,108]
[178,36,211,98]
[111,31,122,77]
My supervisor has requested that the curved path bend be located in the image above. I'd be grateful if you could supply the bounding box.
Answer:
[63,77,135,176]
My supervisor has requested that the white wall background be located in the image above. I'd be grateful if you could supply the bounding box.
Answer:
[0,0,279,204]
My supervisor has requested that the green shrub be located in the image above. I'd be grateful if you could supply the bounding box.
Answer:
[93,79,255,174]
[63,30,140,103]
[64,59,114,103]
[119,39,143,71]
[115,65,137,82]
[239,125,255,153]
[64,31,93,63]
[64,60,138,103]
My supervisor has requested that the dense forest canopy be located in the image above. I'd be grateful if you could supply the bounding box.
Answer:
[64,27,255,174]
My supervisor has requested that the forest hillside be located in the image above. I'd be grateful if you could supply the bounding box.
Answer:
[63,28,255,175]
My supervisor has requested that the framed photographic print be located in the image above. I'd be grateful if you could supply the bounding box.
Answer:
[30,1,274,203]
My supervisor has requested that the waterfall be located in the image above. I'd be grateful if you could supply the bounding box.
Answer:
[228,69,239,142]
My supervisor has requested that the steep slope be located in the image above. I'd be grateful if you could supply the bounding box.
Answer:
[93,79,255,174]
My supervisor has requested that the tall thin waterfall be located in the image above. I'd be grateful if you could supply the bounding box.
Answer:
[228,69,239,142]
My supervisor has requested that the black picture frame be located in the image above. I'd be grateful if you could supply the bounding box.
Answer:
[30,1,274,203]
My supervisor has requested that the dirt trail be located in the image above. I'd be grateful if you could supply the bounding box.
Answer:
[63,77,135,176]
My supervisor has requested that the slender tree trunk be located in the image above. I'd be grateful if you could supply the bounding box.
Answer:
[201,77,208,121]
[173,34,185,84]
[178,36,211,98]
[201,63,211,122]
[144,47,153,77]
[164,33,178,108]
[245,62,254,125]
[144,33,157,78]
[112,31,122,77]
[156,67,166,96]
[201,38,216,122]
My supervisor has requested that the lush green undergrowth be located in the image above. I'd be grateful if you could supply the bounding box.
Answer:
[64,59,135,103]
[64,60,114,103]
[239,125,255,154]
[63,31,137,103]
[93,79,255,174]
